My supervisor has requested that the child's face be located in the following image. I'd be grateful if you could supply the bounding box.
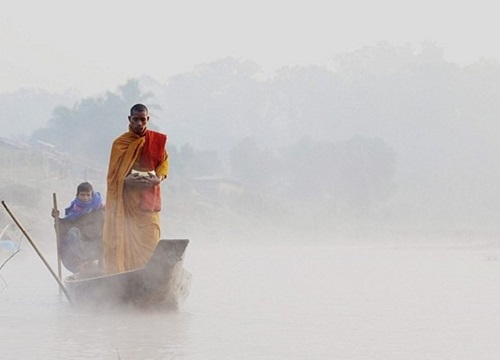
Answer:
[77,190,93,203]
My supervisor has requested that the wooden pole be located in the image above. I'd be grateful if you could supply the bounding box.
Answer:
[1,200,73,304]
[52,193,63,296]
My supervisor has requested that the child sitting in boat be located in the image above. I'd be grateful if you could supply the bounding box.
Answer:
[51,182,104,273]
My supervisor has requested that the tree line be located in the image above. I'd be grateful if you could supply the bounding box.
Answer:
[27,41,500,232]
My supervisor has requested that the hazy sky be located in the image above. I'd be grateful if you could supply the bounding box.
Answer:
[1,0,497,96]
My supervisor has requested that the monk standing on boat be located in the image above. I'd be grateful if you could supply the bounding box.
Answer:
[103,103,169,274]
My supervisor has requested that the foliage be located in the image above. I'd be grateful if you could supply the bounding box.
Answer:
[30,79,157,166]
[229,137,276,191]
[163,57,268,156]
[168,143,222,180]
[15,43,500,232]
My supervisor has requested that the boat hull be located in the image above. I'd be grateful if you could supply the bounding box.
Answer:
[64,239,191,308]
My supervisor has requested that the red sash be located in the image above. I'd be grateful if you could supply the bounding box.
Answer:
[139,131,167,211]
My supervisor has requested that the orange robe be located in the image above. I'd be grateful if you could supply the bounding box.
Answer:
[103,129,168,273]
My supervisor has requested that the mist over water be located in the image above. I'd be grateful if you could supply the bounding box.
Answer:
[2,233,500,359]
[3,37,500,359]
[3,0,500,357]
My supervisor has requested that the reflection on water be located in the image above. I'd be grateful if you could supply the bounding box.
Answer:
[2,239,500,359]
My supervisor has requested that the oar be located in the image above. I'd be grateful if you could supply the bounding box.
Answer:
[52,193,63,295]
[1,200,73,305]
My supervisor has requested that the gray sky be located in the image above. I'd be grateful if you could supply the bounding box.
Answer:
[1,0,497,96]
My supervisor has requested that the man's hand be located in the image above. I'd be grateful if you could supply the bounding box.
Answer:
[124,173,161,188]
[148,175,161,187]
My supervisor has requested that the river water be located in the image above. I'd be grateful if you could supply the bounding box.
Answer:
[1,237,500,359]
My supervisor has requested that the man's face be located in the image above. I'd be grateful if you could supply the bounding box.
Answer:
[77,190,93,203]
[128,110,149,134]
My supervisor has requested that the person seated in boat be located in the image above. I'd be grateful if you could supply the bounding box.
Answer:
[103,103,169,274]
[51,182,105,273]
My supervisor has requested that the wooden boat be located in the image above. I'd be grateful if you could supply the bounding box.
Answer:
[63,239,192,308]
